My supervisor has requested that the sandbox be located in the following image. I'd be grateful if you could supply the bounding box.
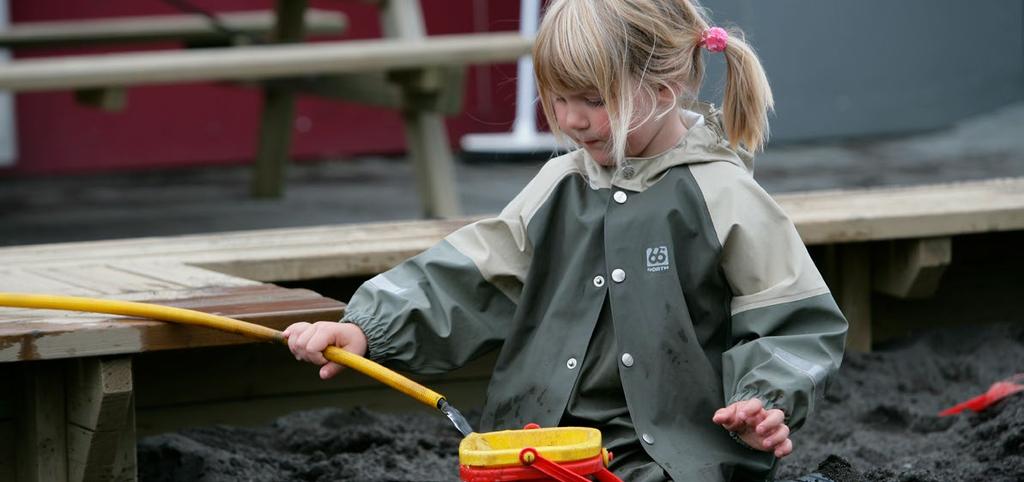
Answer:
[138,322,1024,481]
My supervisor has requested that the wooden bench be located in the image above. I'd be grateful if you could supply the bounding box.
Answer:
[0,9,347,49]
[2,177,1022,481]
[0,1,533,215]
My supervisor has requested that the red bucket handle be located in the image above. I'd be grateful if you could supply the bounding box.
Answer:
[518,448,621,482]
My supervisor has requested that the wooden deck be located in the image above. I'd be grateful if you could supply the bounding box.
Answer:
[1,177,1022,481]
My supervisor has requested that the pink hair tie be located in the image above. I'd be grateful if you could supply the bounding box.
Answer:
[700,26,728,53]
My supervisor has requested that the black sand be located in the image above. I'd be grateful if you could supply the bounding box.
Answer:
[139,322,1024,481]
[775,322,1024,482]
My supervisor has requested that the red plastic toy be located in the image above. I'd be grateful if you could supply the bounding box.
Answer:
[939,374,1024,416]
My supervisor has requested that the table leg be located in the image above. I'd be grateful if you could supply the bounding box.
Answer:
[251,0,308,198]
[381,0,462,218]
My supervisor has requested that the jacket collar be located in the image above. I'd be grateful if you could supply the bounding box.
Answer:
[580,102,754,192]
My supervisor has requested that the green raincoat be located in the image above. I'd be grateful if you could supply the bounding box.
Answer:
[343,103,848,481]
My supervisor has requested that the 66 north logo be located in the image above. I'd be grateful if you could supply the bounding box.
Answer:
[646,246,670,272]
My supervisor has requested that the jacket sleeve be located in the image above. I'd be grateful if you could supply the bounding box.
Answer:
[341,209,530,375]
[340,157,577,375]
[692,161,848,431]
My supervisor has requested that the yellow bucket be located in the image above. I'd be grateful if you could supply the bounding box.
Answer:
[458,424,619,481]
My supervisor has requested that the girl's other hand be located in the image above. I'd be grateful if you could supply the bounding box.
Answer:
[712,398,793,458]
[282,321,368,380]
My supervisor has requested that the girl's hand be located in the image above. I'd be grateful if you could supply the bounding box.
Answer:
[283,321,368,380]
[712,398,793,458]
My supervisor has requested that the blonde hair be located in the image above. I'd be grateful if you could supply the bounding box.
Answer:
[533,0,774,164]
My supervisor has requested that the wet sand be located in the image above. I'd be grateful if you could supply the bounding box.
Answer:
[138,322,1024,482]
[775,322,1024,481]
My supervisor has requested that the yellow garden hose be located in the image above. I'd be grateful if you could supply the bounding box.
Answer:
[0,292,448,412]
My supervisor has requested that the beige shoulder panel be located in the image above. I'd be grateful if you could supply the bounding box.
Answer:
[446,153,583,303]
[689,161,829,315]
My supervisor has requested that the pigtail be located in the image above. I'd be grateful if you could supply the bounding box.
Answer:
[718,30,774,152]
[674,0,773,151]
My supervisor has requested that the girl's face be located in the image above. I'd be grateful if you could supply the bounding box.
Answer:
[552,88,685,167]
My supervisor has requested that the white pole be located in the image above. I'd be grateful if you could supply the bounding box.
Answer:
[0,0,16,167]
[511,0,540,137]
[460,0,564,156]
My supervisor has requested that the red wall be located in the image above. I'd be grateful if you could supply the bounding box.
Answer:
[3,0,521,175]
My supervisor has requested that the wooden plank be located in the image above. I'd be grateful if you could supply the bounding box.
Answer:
[194,246,429,281]
[0,261,257,300]
[0,218,475,267]
[15,361,67,482]
[0,284,270,324]
[66,357,134,482]
[103,260,260,289]
[0,9,346,48]
[782,177,1024,244]
[0,219,473,281]
[26,264,192,296]
[0,267,105,296]
[873,237,952,298]
[0,285,344,362]
[0,32,532,92]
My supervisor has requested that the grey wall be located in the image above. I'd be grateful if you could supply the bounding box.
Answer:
[698,1,1024,142]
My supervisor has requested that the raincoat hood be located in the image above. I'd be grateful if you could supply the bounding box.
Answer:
[581,102,756,192]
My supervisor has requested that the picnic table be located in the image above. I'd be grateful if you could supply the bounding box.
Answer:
[0,0,533,216]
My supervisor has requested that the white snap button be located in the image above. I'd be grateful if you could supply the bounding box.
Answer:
[593,275,605,287]
[642,433,654,444]
[611,269,626,283]
[613,191,627,204]
[621,353,634,367]
[566,358,578,369]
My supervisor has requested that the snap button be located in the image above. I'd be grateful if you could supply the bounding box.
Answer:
[593,275,606,287]
[621,165,636,179]
[613,191,627,204]
[611,269,626,283]
[566,357,578,370]
[620,353,634,367]
[642,433,654,445]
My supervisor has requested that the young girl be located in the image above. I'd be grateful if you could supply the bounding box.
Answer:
[285,0,847,480]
